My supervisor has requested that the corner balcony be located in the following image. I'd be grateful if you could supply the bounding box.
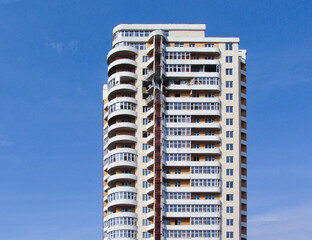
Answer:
[107,71,137,87]
[107,173,137,187]
[146,159,154,169]
[104,135,137,150]
[146,107,154,118]
[107,46,138,65]
[107,122,137,138]
[108,59,137,76]
[146,43,154,55]
[108,109,137,121]
[107,84,137,101]
[146,210,155,219]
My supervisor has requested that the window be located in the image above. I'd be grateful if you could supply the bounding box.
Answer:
[143,169,151,175]
[142,68,150,75]
[226,118,233,125]
[174,93,180,97]
[143,156,151,163]
[226,144,233,150]
[226,93,233,100]
[193,93,199,98]
[143,118,149,125]
[142,56,149,62]
[194,132,199,136]
[175,181,181,187]
[226,56,233,63]
[226,169,234,176]
[122,170,131,173]
[226,156,233,163]
[226,81,233,88]
[143,181,151,188]
[143,232,151,238]
[226,181,234,188]
[189,44,195,47]
[193,56,199,59]
[142,131,150,138]
[205,56,214,60]
[143,194,151,201]
[205,144,215,149]
[227,219,234,226]
[226,43,233,50]
[143,106,150,112]
[226,194,234,201]
[205,194,215,200]
[194,156,200,161]
[205,131,215,136]
[205,156,215,161]
[194,119,200,123]
[175,43,184,47]
[175,169,181,174]
[226,106,233,113]
[205,93,214,98]
[226,68,233,75]
[143,219,151,226]
[205,118,215,123]
[205,43,214,47]
[226,232,234,238]
[143,207,151,213]
[143,144,150,150]
[175,219,181,225]
[122,208,132,212]
[226,131,233,138]
[193,194,200,200]
[226,206,234,213]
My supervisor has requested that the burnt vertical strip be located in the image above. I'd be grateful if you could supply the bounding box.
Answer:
[154,35,162,240]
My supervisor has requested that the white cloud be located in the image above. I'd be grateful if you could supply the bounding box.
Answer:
[47,40,78,53]
[249,203,312,240]
[48,41,65,53]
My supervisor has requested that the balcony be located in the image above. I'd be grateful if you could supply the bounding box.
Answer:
[107,59,137,76]
[146,133,154,144]
[165,148,221,155]
[146,120,154,131]
[107,46,138,65]
[107,84,137,101]
[165,135,221,142]
[104,135,137,150]
[146,146,154,156]
[165,46,220,55]
[165,122,221,130]
[107,173,137,187]
[145,95,154,105]
[107,122,137,138]
[163,173,221,180]
[146,107,154,118]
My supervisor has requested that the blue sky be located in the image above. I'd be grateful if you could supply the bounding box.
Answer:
[0,0,311,239]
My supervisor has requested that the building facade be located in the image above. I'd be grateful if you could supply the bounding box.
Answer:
[103,24,247,240]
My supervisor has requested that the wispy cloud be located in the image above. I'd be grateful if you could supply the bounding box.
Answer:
[47,40,78,53]
[249,203,312,240]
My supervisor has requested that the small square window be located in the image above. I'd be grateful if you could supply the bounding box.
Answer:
[226,56,233,63]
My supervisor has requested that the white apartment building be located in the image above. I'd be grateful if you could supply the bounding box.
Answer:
[103,24,247,240]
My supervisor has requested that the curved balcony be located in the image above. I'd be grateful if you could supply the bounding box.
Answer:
[107,173,137,187]
[108,96,137,107]
[146,56,154,68]
[105,212,137,222]
[107,186,137,210]
[107,84,137,101]
[146,120,154,131]
[146,43,154,55]
[146,107,154,118]
[147,30,168,43]
[108,59,137,76]
[105,148,137,173]
[108,109,137,122]
[108,72,137,88]
[107,122,137,138]
[104,135,137,150]
[107,46,138,65]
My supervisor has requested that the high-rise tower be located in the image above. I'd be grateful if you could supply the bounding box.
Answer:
[103,24,247,240]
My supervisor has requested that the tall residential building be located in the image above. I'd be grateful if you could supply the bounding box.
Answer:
[103,24,247,240]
